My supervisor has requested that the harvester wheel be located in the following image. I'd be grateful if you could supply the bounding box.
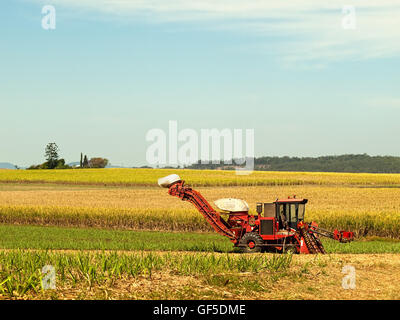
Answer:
[239,232,264,253]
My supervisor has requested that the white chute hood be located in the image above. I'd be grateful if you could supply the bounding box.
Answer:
[158,174,181,188]
[214,198,249,212]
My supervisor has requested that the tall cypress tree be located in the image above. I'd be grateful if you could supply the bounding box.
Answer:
[83,155,89,168]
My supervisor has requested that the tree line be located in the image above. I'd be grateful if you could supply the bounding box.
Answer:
[27,143,109,170]
[186,154,400,173]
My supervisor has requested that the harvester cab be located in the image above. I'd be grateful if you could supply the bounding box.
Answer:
[158,174,354,254]
[257,198,308,231]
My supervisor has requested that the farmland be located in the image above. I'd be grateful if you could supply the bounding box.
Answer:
[0,168,400,300]
[1,168,400,187]
[1,181,400,237]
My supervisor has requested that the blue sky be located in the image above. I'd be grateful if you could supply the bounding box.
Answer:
[1,0,400,167]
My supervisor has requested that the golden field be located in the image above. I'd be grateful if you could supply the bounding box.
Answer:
[1,168,400,187]
[1,182,400,237]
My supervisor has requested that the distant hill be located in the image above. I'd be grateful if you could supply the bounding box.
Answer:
[67,162,80,167]
[186,154,400,173]
[106,165,128,168]
[6,154,400,173]
[0,162,17,169]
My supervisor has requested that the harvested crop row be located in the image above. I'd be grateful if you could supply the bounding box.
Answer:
[1,205,399,237]
[1,184,400,237]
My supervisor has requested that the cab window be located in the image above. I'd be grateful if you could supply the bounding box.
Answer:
[298,204,305,221]
[289,204,298,228]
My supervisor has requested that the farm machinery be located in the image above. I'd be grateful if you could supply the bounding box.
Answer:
[158,174,354,254]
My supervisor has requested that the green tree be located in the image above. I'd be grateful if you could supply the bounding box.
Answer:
[45,143,59,169]
[88,157,109,168]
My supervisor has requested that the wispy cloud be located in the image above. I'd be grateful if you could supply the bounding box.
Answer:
[367,97,400,110]
[32,0,400,66]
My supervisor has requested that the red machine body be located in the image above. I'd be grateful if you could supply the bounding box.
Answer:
[164,177,354,254]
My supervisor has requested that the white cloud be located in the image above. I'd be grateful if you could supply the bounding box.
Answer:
[33,0,400,66]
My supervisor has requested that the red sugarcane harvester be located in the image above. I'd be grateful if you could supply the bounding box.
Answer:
[158,174,354,254]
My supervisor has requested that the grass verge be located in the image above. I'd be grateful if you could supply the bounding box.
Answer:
[0,224,232,252]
